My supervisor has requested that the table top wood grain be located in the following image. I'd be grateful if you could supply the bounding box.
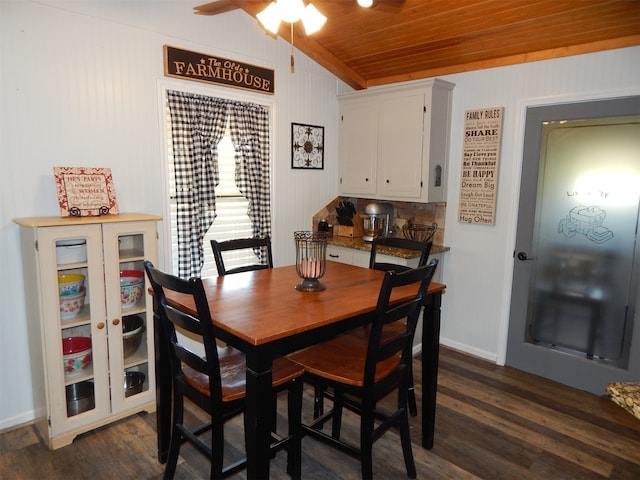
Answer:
[163,261,445,346]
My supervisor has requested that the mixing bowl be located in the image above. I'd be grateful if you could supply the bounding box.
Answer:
[59,291,86,319]
[58,273,85,297]
[122,315,144,358]
[66,381,95,416]
[120,270,144,308]
[62,336,92,376]
[124,371,146,397]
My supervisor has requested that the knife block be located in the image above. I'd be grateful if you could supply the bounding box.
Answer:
[337,213,364,238]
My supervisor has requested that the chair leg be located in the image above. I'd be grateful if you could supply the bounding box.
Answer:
[407,360,418,417]
[286,378,303,480]
[313,384,325,420]
[359,401,375,480]
[331,389,344,440]
[163,393,184,480]
[398,374,416,479]
[398,409,416,479]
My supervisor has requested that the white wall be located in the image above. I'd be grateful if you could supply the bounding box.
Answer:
[0,0,343,429]
[1,0,639,430]
[437,48,640,362]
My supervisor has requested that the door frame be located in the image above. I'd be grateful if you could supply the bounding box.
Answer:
[496,87,640,367]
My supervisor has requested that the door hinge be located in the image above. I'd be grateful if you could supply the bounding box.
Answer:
[48,416,51,426]
[35,240,39,252]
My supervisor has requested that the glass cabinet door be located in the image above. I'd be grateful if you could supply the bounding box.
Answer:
[102,221,157,411]
[39,224,110,431]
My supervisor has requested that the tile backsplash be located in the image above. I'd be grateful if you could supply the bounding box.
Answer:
[313,197,446,245]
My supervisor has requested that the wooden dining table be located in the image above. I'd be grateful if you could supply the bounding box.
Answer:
[154,261,446,479]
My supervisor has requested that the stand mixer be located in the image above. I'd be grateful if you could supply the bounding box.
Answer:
[362,202,394,242]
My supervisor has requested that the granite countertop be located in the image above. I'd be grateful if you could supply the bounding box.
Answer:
[327,236,450,259]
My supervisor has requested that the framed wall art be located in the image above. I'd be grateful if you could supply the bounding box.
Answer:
[54,166,119,217]
[291,122,324,169]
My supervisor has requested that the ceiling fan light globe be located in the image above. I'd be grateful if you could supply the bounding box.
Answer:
[276,0,306,23]
[302,4,327,35]
[357,0,374,7]
[257,2,282,34]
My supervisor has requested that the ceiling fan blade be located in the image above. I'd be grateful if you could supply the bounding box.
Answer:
[193,0,269,15]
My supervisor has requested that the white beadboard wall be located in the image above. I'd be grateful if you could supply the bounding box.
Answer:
[0,1,343,429]
[1,1,639,430]
[435,48,640,363]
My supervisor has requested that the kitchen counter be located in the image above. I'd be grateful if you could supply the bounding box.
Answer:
[327,236,449,259]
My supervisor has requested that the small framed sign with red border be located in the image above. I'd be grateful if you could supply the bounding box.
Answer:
[53,167,119,217]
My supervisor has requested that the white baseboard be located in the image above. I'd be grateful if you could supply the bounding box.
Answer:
[412,337,497,364]
[0,410,36,433]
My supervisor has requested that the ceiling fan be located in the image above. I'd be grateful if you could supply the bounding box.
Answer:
[194,0,406,17]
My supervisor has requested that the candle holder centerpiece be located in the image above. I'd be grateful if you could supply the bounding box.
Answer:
[294,231,328,292]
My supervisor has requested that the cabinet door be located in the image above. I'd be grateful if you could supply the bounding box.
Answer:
[102,221,158,413]
[339,100,378,196]
[37,224,111,435]
[327,246,353,265]
[378,93,425,199]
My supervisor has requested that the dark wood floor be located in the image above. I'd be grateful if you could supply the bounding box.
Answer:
[2,346,639,479]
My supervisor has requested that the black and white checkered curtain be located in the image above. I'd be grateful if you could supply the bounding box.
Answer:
[228,101,272,241]
[167,90,228,278]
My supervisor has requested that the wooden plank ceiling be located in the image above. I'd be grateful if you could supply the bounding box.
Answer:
[195,0,640,90]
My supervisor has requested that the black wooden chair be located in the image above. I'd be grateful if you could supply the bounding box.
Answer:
[288,260,438,480]
[144,261,304,480]
[369,236,432,273]
[368,236,433,416]
[210,236,273,275]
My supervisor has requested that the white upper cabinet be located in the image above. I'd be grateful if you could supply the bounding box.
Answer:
[338,99,379,196]
[338,78,454,202]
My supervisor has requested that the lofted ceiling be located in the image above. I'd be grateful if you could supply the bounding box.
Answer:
[195,0,640,90]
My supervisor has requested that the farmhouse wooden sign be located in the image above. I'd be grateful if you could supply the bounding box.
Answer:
[457,107,504,225]
[164,45,275,95]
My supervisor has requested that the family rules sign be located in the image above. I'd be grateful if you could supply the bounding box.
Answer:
[457,107,504,225]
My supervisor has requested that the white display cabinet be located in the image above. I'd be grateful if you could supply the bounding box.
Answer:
[14,213,161,449]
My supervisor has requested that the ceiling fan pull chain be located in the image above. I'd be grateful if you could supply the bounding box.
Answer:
[290,22,295,73]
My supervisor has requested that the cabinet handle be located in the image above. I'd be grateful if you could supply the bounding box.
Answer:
[96,322,105,330]
[329,253,339,258]
[112,318,120,326]
[365,178,369,182]
[386,179,390,183]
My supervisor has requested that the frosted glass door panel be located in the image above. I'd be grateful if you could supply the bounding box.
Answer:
[527,117,640,366]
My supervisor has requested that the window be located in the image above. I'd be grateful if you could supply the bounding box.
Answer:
[165,91,270,278]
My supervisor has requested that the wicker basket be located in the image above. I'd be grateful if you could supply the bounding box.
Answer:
[402,221,437,243]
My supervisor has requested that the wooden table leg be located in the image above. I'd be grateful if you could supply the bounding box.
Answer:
[244,351,274,478]
[421,291,442,449]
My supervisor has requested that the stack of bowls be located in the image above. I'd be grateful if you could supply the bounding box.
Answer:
[62,336,92,376]
[120,270,145,308]
[124,371,146,397]
[58,273,86,319]
[122,315,144,358]
[66,381,95,416]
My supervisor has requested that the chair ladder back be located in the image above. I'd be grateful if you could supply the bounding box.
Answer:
[364,260,439,385]
[211,236,273,276]
[144,261,224,402]
[369,236,433,272]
